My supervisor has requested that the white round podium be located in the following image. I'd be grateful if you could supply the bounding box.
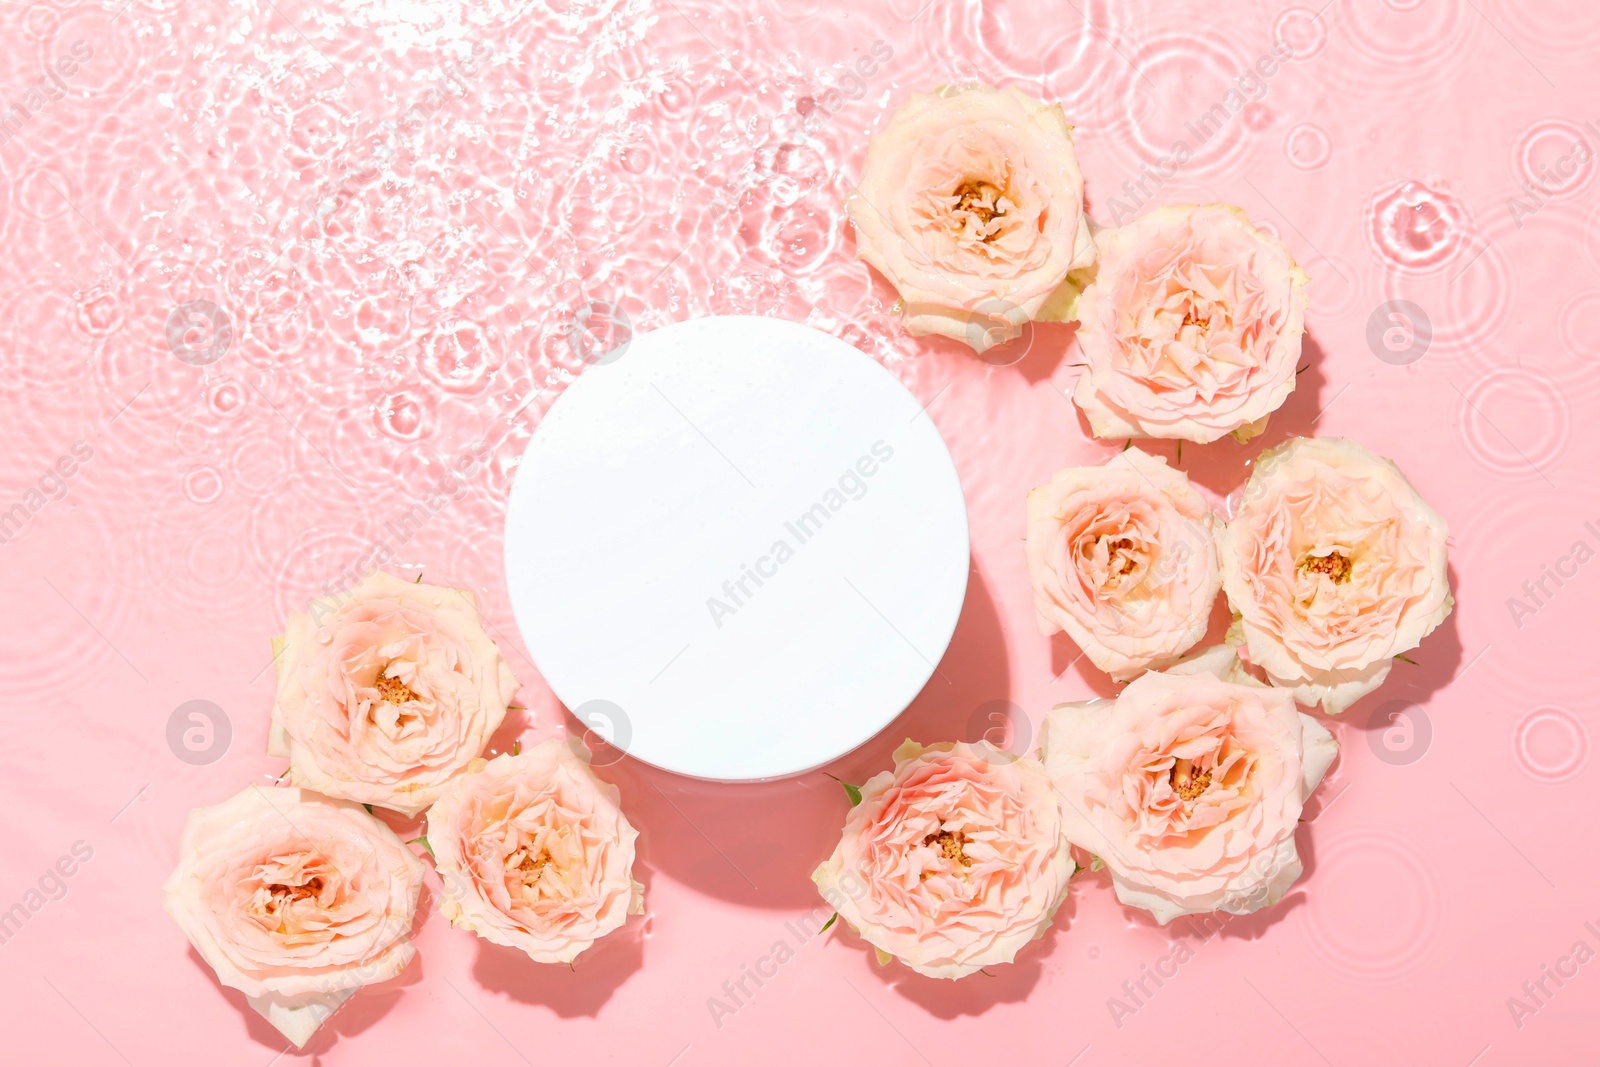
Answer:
[503,316,969,780]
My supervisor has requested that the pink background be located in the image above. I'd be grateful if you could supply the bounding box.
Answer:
[2,0,1596,1063]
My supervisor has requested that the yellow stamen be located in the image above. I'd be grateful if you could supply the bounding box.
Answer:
[953,180,1006,238]
[1170,759,1212,802]
[375,672,419,705]
[1299,551,1353,584]
[923,829,973,868]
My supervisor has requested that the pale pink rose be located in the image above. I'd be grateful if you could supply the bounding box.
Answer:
[1026,446,1221,679]
[425,740,643,964]
[1040,646,1338,925]
[847,85,1096,351]
[1220,437,1452,714]
[269,570,519,817]
[162,786,424,1048]
[811,740,1074,979]
[1073,204,1309,443]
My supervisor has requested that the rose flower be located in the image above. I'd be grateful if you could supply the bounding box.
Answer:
[811,740,1074,979]
[1073,204,1309,443]
[425,740,643,964]
[847,84,1096,351]
[1220,436,1452,714]
[1041,647,1338,924]
[162,786,424,1047]
[269,570,519,817]
[1026,446,1221,679]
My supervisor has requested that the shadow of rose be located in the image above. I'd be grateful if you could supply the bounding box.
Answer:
[469,910,646,1017]
[1097,826,1312,945]
[853,257,1078,387]
[621,554,1010,910]
[1335,564,1464,729]
[1046,559,1240,703]
[868,882,1078,1018]
[1094,330,1330,507]
[1049,632,1120,701]
[196,942,421,1058]
[900,312,1079,386]
[1060,331,1332,490]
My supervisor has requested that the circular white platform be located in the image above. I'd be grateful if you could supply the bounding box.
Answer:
[504,315,969,780]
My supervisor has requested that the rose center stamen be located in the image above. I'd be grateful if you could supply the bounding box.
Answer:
[1170,759,1211,802]
[1106,536,1138,576]
[266,875,323,907]
[375,672,420,705]
[1299,551,1353,584]
[953,180,1006,238]
[516,849,552,884]
[922,829,974,870]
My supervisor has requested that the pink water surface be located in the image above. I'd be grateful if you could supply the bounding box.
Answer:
[2,0,1598,1063]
